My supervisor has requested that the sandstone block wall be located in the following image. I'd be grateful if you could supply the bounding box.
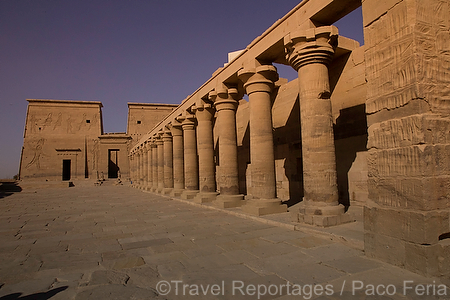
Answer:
[127,103,178,145]
[363,0,450,281]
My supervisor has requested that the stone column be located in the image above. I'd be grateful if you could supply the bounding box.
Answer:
[210,86,244,208]
[129,153,134,185]
[151,139,158,192]
[146,141,152,191]
[138,147,143,187]
[180,113,199,199]
[156,135,164,193]
[192,101,217,203]
[141,146,146,188]
[238,64,287,215]
[132,152,137,187]
[162,128,173,195]
[142,142,148,189]
[170,119,184,197]
[285,26,349,226]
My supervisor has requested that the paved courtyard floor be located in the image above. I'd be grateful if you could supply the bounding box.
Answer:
[0,184,448,299]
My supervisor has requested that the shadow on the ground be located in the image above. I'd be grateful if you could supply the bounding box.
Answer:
[0,286,68,300]
[0,181,22,199]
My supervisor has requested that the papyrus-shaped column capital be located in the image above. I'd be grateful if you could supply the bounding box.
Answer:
[284,26,338,70]
[192,100,215,122]
[149,139,157,148]
[170,118,183,136]
[238,65,279,95]
[210,87,239,112]
[144,140,151,151]
[155,135,164,146]
[178,112,196,131]
[162,128,172,141]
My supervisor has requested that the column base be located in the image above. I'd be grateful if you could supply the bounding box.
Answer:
[170,189,184,197]
[157,186,164,194]
[193,192,218,203]
[162,188,173,195]
[181,190,199,200]
[290,201,353,227]
[214,194,244,208]
[242,198,287,216]
[151,186,158,193]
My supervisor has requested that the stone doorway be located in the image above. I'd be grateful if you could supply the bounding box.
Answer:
[62,159,71,181]
[108,149,119,178]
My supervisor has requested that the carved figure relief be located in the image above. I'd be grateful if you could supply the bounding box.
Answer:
[67,115,74,133]
[89,113,98,131]
[126,139,133,153]
[91,139,99,172]
[28,114,39,134]
[53,112,62,130]
[25,138,45,169]
[43,113,52,130]
[77,113,87,131]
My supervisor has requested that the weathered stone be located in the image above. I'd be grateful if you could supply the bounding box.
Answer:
[17,0,450,283]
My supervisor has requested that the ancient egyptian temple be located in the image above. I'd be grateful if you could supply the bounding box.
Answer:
[19,0,450,283]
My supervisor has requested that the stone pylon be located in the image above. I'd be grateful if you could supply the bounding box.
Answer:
[238,64,287,215]
[179,113,199,200]
[285,26,351,226]
[192,100,218,203]
[210,86,244,208]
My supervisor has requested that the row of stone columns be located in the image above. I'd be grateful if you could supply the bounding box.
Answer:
[130,26,349,224]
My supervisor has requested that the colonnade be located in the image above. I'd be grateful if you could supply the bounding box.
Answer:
[130,26,348,223]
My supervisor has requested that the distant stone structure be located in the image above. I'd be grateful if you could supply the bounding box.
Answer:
[19,0,450,285]
[19,99,176,182]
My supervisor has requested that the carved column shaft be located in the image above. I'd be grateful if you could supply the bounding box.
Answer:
[151,142,158,190]
[129,154,134,184]
[156,137,164,191]
[182,117,198,190]
[142,143,148,187]
[133,153,137,184]
[163,130,174,189]
[285,26,339,205]
[212,89,240,195]
[193,103,216,194]
[138,149,143,185]
[171,123,184,190]
[238,65,278,200]
[146,142,152,188]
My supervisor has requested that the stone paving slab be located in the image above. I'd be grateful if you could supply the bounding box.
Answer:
[0,184,448,299]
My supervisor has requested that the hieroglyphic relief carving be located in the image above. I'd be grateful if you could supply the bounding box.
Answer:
[77,113,87,131]
[43,113,52,130]
[88,113,98,130]
[91,139,99,172]
[67,115,74,133]
[53,112,62,130]
[28,114,40,134]
[25,138,45,169]
[126,138,133,153]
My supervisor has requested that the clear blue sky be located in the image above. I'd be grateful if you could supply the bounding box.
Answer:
[0,1,363,179]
